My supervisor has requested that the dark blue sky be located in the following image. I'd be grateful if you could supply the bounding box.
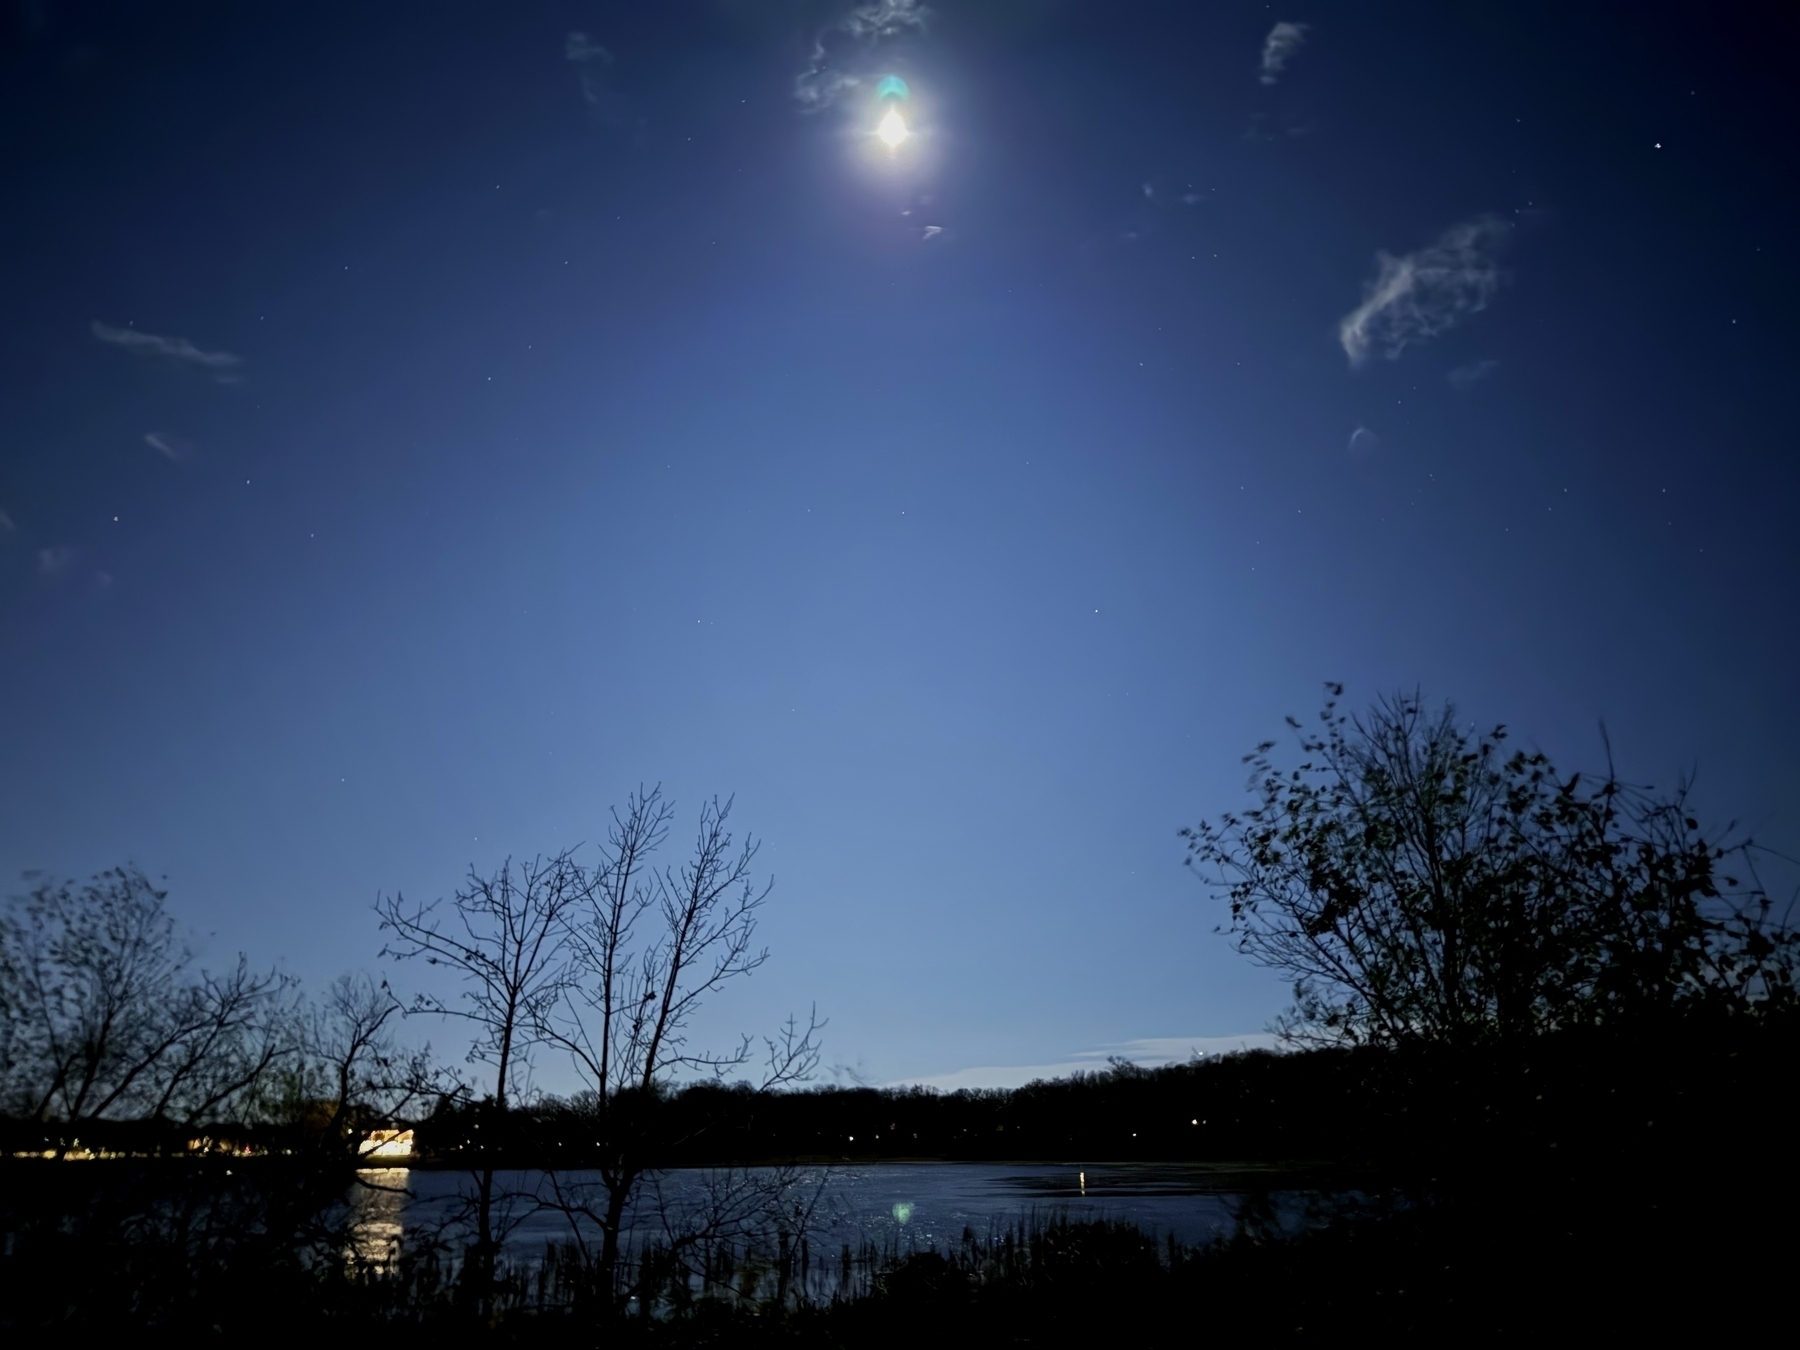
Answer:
[3,1,1795,1085]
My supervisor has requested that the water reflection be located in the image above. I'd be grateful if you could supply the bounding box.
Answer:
[345,1162,1324,1267]
[346,1167,410,1269]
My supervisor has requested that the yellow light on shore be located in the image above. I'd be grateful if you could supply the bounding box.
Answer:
[358,1128,415,1161]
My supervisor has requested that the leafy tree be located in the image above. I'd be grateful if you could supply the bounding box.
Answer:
[1183,686,1798,1047]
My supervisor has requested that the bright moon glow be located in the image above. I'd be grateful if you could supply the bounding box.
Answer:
[878,108,909,147]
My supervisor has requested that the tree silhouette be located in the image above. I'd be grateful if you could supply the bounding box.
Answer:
[1183,686,1799,1046]
[532,786,823,1311]
[0,866,294,1138]
[375,849,585,1295]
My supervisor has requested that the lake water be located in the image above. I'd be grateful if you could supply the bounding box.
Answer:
[350,1161,1329,1265]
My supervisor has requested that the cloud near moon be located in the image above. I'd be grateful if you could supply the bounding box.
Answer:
[795,0,929,110]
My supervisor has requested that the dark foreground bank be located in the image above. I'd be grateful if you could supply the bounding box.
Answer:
[4,1016,1795,1340]
[1,1169,1789,1342]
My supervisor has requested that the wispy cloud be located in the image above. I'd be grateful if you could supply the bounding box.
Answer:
[888,1034,1282,1091]
[564,31,615,106]
[795,0,929,111]
[921,224,942,240]
[37,545,78,577]
[564,30,642,131]
[1448,358,1500,390]
[564,31,609,65]
[144,432,195,462]
[795,68,861,110]
[0,508,14,534]
[1338,216,1508,367]
[92,321,243,377]
[1259,21,1309,85]
[843,0,930,42]
[1244,110,1314,142]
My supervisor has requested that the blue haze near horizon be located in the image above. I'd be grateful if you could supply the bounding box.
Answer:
[1,2,1795,1088]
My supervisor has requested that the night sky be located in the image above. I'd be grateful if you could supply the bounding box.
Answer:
[3,1,1795,1087]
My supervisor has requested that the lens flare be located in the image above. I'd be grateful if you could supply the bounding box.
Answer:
[877,75,910,100]
[877,108,909,147]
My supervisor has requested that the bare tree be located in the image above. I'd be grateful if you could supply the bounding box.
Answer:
[139,958,300,1128]
[375,852,585,1111]
[250,971,452,1269]
[0,867,296,1140]
[375,849,584,1285]
[534,788,823,1310]
[292,973,446,1153]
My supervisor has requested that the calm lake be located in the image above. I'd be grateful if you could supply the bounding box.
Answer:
[351,1162,1332,1261]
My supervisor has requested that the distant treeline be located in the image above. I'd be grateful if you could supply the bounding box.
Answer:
[504,1013,1792,1173]
[14,1010,1780,1179]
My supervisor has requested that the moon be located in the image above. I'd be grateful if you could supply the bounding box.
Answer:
[877,108,909,148]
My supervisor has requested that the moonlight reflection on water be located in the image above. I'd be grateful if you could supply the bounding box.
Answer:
[348,1162,1325,1267]
[347,1167,411,1268]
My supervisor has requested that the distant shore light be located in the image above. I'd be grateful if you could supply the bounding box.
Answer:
[359,1128,415,1162]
